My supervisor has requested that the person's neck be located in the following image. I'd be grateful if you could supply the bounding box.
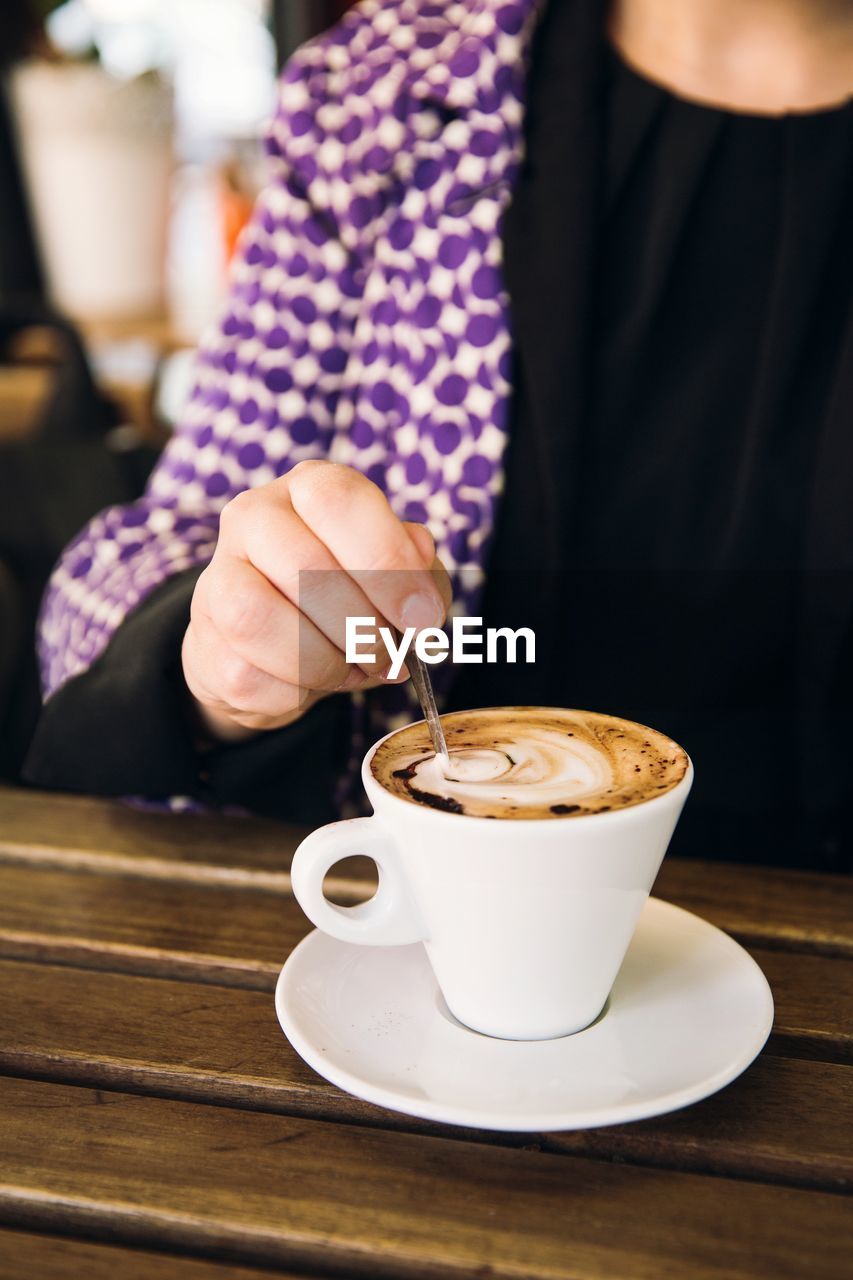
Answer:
[608,0,853,114]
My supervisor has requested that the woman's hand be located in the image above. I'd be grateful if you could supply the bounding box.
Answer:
[182,461,451,743]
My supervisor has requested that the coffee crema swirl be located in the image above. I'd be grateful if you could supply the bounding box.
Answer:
[370,707,689,819]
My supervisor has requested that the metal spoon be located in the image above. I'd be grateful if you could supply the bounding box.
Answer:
[406,648,450,766]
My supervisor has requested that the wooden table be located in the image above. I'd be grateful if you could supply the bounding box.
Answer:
[0,787,850,1279]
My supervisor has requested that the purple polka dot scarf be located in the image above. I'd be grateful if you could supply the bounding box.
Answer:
[37,0,544,811]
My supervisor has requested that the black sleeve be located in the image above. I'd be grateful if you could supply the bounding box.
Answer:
[22,568,351,825]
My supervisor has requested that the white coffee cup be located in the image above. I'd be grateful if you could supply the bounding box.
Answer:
[291,717,693,1040]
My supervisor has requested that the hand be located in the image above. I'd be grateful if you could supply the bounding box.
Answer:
[182,461,451,743]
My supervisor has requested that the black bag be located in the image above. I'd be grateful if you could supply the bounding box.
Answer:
[0,304,160,779]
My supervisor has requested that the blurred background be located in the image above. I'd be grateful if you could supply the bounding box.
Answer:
[0,0,354,779]
[2,0,355,413]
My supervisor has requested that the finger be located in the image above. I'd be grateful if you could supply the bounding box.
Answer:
[217,486,393,676]
[402,525,453,611]
[287,462,446,632]
[183,616,313,726]
[404,521,435,567]
[402,533,453,625]
[429,553,453,614]
[195,556,367,693]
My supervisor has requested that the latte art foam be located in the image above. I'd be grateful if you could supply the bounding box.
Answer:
[370,707,689,819]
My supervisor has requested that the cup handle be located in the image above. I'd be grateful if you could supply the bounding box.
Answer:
[290,817,426,946]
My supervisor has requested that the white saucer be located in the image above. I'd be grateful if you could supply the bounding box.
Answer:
[275,898,774,1132]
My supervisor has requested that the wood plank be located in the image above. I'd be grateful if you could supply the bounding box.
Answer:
[655,859,853,959]
[0,863,293,991]
[0,1228,308,1280]
[0,787,306,891]
[0,959,849,1192]
[3,789,850,956]
[0,787,374,901]
[547,1054,853,1192]
[2,788,850,953]
[0,863,848,1060]
[750,948,853,1064]
[0,1077,848,1280]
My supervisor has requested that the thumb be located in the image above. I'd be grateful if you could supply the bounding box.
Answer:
[404,521,435,568]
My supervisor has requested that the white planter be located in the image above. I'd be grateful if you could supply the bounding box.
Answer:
[11,61,173,319]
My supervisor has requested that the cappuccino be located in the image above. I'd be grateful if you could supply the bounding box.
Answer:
[370,706,688,819]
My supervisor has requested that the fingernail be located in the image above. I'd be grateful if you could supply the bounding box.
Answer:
[339,667,367,691]
[400,591,442,632]
[380,664,409,683]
